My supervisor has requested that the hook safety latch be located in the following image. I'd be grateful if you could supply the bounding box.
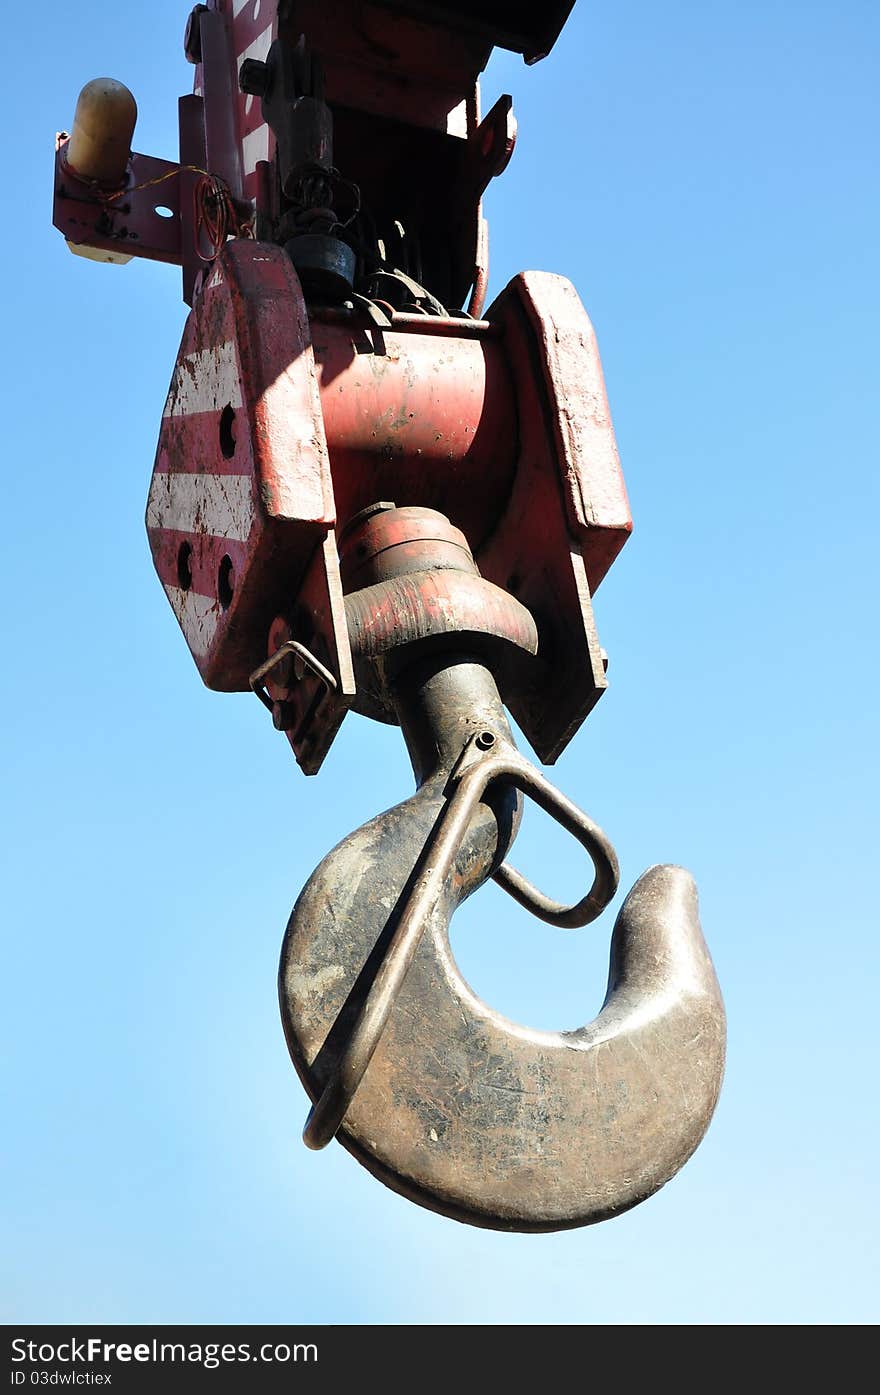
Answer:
[302,729,619,1150]
[249,640,337,713]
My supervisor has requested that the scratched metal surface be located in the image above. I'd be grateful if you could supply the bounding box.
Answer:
[280,657,725,1231]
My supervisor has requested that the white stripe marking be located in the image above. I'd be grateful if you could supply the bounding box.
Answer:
[447,99,468,138]
[242,125,270,176]
[239,25,272,65]
[240,25,273,117]
[163,340,242,419]
[163,585,219,659]
[146,473,255,543]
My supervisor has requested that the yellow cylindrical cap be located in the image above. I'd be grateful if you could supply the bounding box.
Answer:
[66,78,137,187]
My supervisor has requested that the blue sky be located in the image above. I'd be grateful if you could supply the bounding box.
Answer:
[2,0,877,1323]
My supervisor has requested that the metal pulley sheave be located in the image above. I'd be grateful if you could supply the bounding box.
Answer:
[52,0,726,1231]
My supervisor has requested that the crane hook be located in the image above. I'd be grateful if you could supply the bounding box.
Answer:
[279,651,726,1231]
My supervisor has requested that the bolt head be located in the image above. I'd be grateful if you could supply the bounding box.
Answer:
[184,4,209,64]
[266,616,293,702]
[239,58,270,98]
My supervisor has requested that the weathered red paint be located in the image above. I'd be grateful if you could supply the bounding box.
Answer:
[53,138,184,265]
[147,235,632,766]
[192,1,278,207]
[476,272,632,760]
[311,320,517,550]
[147,240,335,692]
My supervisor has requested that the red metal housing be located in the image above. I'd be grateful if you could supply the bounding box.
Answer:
[147,241,631,766]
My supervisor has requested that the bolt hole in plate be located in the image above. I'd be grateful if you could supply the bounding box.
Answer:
[218,554,235,610]
[177,540,193,591]
[154,205,175,219]
[219,403,237,459]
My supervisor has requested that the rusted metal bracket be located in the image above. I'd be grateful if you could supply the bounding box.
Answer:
[261,534,356,775]
[53,137,186,266]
